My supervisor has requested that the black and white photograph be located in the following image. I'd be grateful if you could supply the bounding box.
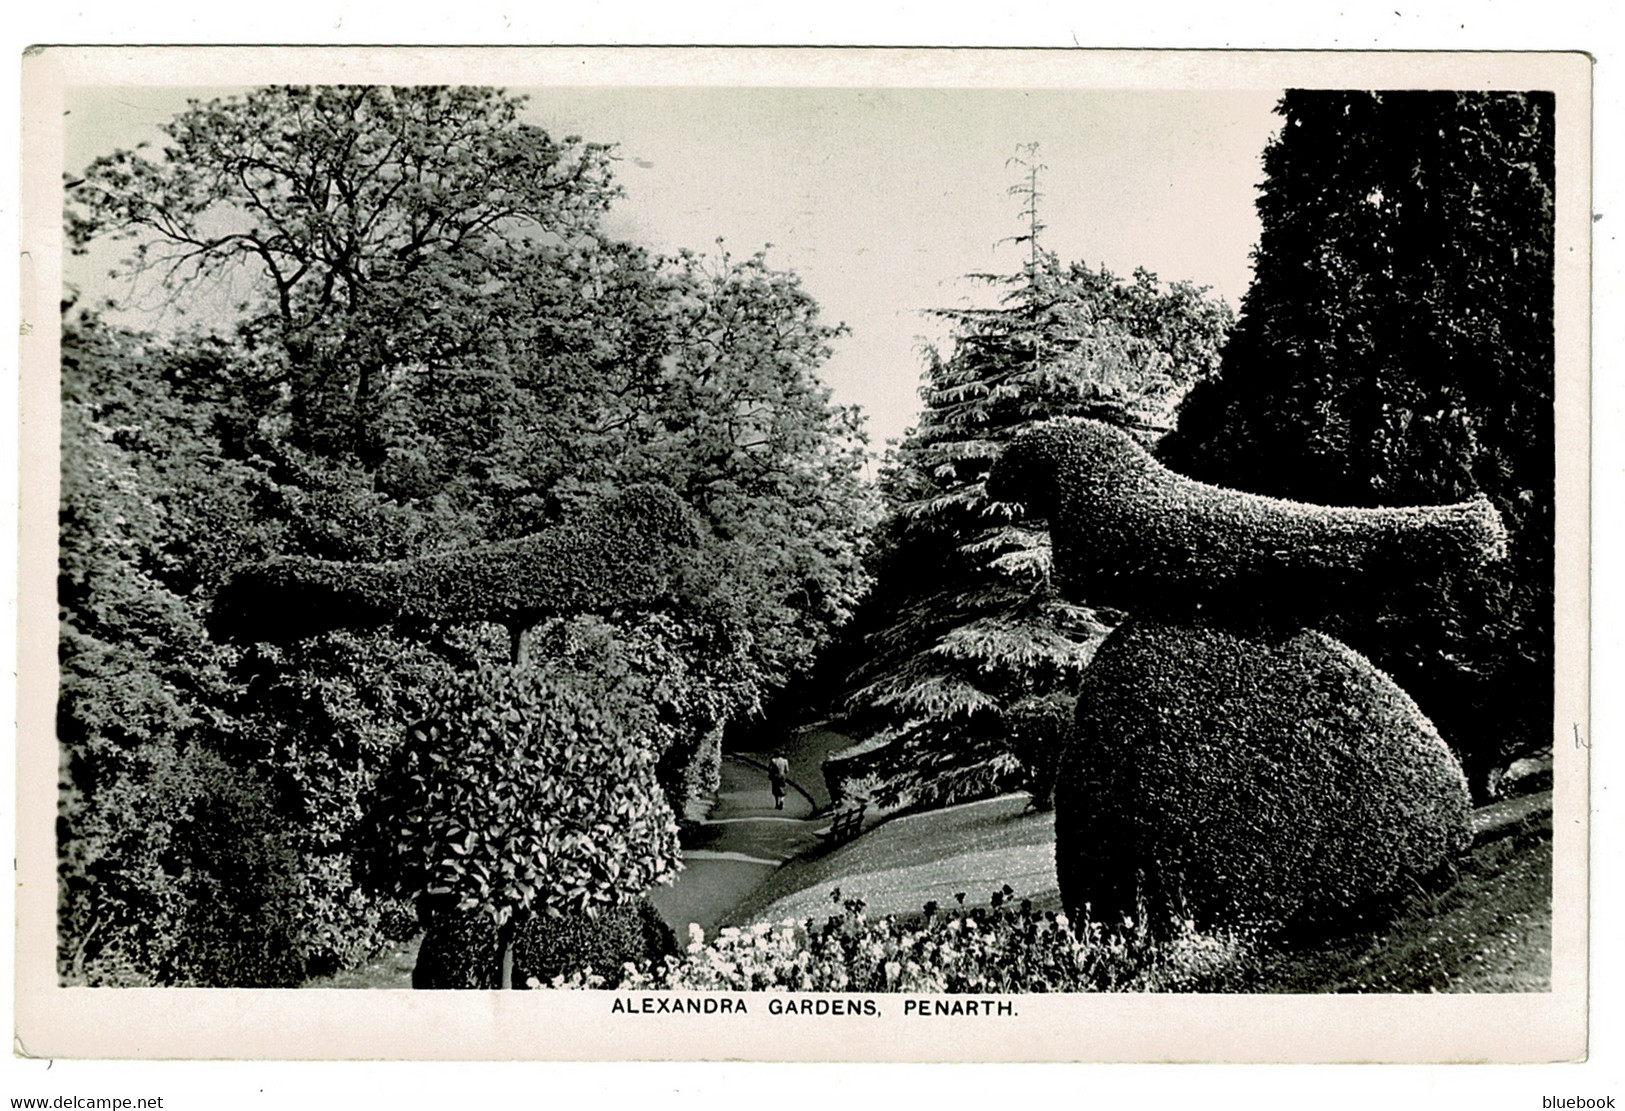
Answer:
[13,45,1593,1070]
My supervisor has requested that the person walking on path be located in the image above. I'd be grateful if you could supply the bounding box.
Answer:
[768,755,791,811]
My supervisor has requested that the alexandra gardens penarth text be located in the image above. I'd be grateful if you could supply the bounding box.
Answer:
[605,996,1017,1017]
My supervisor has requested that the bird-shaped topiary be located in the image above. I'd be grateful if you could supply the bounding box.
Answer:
[987,419,1507,935]
[209,484,703,664]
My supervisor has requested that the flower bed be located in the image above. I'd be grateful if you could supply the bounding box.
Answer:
[542,886,1248,993]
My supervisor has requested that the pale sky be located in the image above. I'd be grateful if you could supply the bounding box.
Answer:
[63,85,1284,450]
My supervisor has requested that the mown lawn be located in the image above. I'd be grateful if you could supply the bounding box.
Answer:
[723,794,1059,929]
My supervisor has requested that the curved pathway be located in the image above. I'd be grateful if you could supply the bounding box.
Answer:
[646,726,854,938]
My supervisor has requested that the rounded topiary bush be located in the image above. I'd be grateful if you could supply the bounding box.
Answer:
[1054,618,1473,935]
[511,897,678,988]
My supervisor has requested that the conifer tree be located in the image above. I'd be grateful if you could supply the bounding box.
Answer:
[841,148,1233,808]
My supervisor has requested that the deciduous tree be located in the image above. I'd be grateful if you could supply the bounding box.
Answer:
[61,86,876,983]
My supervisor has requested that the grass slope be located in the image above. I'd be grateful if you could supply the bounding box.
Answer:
[724,795,1058,928]
[1193,819,1552,993]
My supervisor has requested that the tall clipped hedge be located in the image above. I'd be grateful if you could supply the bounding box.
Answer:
[357,663,682,986]
[210,485,700,646]
[988,419,1507,622]
[1054,619,1472,934]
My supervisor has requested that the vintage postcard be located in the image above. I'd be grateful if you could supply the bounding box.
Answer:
[15,45,1591,1063]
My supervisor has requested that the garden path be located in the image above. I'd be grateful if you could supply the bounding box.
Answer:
[646,725,855,938]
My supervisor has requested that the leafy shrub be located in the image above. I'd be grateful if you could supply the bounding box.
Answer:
[234,630,461,976]
[411,898,681,991]
[58,731,306,987]
[660,725,724,825]
[531,612,758,822]
[357,663,683,985]
[819,737,897,807]
[1055,619,1473,935]
[838,772,884,806]
[58,329,310,986]
[152,748,310,987]
[987,418,1507,624]
[514,897,677,988]
[1002,692,1075,810]
[555,887,1247,993]
[411,906,504,990]
[209,485,701,645]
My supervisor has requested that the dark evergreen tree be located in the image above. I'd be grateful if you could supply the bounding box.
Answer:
[1161,90,1555,796]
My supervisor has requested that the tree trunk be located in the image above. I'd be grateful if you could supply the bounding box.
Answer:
[509,622,531,667]
[498,917,518,989]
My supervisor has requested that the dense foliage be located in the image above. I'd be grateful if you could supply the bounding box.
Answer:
[1160,90,1555,793]
[67,85,621,466]
[991,420,1486,935]
[60,86,873,985]
[58,319,317,985]
[356,663,682,985]
[837,247,1232,809]
[1055,620,1473,935]
[359,664,682,923]
[989,418,1508,624]
[527,612,756,821]
[210,485,701,653]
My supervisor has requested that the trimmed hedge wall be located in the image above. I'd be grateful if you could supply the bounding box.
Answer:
[511,897,678,988]
[1054,618,1473,934]
[411,897,679,989]
[986,419,1506,622]
[210,485,700,643]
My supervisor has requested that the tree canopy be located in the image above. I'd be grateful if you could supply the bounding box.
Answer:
[69,86,620,463]
[59,85,875,985]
